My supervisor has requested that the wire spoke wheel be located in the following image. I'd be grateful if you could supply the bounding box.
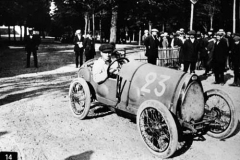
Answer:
[204,89,237,139]
[140,108,169,152]
[69,78,91,119]
[137,100,178,158]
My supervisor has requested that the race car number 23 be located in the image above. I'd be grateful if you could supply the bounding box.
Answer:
[141,72,170,97]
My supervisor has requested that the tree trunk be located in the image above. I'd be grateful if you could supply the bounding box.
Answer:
[233,0,236,33]
[24,24,27,40]
[202,24,207,32]
[13,25,16,42]
[132,31,135,41]
[92,12,95,41]
[84,13,88,37]
[99,16,102,43]
[210,15,213,30]
[41,30,45,38]
[110,7,118,43]
[148,21,152,32]
[8,26,11,42]
[20,25,23,42]
[88,16,91,32]
[138,29,141,45]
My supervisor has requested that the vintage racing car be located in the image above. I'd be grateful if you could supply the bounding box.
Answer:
[69,55,237,158]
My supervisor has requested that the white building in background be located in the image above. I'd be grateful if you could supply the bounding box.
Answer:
[0,25,36,41]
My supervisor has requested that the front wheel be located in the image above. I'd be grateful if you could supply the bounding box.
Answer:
[69,78,91,119]
[137,100,178,159]
[204,89,237,139]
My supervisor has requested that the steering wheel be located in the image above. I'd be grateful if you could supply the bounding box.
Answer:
[107,57,129,78]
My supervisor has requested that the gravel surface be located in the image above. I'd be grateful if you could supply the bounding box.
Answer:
[0,42,240,160]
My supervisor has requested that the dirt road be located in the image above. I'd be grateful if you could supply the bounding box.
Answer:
[0,43,240,160]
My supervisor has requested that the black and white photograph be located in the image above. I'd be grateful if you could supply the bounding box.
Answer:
[0,0,240,160]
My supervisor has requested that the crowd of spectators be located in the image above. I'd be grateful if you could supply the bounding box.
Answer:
[143,28,240,87]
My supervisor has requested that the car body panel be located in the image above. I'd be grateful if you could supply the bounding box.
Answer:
[127,62,185,111]
[78,59,204,119]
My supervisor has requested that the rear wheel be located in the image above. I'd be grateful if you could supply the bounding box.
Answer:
[204,89,237,139]
[137,100,178,158]
[69,78,91,119]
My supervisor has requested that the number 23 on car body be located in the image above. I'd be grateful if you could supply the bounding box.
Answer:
[140,72,170,97]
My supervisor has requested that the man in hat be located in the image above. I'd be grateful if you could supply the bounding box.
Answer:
[73,29,84,68]
[83,31,96,62]
[142,30,149,44]
[212,31,228,85]
[144,28,160,65]
[92,44,118,83]
[182,30,199,73]
[196,31,208,71]
[160,32,169,48]
[180,28,185,34]
[226,31,234,69]
[25,28,41,68]
[204,33,216,75]
[171,32,184,69]
[229,36,240,86]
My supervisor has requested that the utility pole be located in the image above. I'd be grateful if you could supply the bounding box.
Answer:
[190,0,198,30]
[233,0,236,33]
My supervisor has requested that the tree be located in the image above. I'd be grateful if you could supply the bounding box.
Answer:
[195,0,220,32]
[0,0,51,42]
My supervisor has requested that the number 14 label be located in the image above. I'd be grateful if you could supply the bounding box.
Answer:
[0,152,18,160]
[141,72,170,97]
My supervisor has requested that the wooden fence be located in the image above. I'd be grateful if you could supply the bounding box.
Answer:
[134,47,180,69]
[113,46,180,69]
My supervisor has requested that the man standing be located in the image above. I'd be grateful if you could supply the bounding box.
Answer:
[182,30,199,73]
[25,28,41,68]
[171,32,184,70]
[229,36,240,86]
[197,31,208,70]
[144,29,160,65]
[83,31,96,62]
[204,34,216,75]
[226,31,234,69]
[142,30,149,44]
[73,29,84,68]
[212,32,228,85]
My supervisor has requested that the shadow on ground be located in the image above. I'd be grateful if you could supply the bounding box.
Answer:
[0,42,77,78]
[65,151,94,160]
[0,131,8,137]
[224,73,233,83]
[0,72,75,105]
[172,134,194,158]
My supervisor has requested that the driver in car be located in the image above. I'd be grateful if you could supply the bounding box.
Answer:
[92,44,119,83]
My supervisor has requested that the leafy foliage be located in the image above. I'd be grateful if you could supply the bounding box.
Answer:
[0,0,236,41]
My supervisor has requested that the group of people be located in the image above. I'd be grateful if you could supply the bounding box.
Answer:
[74,29,122,84]
[143,28,240,87]
[24,28,240,87]
[73,30,96,68]
[24,27,119,84]
[25,28,96,69]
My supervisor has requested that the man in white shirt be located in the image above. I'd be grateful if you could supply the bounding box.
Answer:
[92,44,118,83]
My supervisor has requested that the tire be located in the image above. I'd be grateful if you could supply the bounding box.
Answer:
[137,100,178,158]
[69,78,91,119]
[204,89,237,139]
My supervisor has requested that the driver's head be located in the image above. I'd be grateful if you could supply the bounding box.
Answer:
[99,44,114,61]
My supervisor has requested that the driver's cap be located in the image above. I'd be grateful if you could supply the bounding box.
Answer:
[99,44,114,53]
